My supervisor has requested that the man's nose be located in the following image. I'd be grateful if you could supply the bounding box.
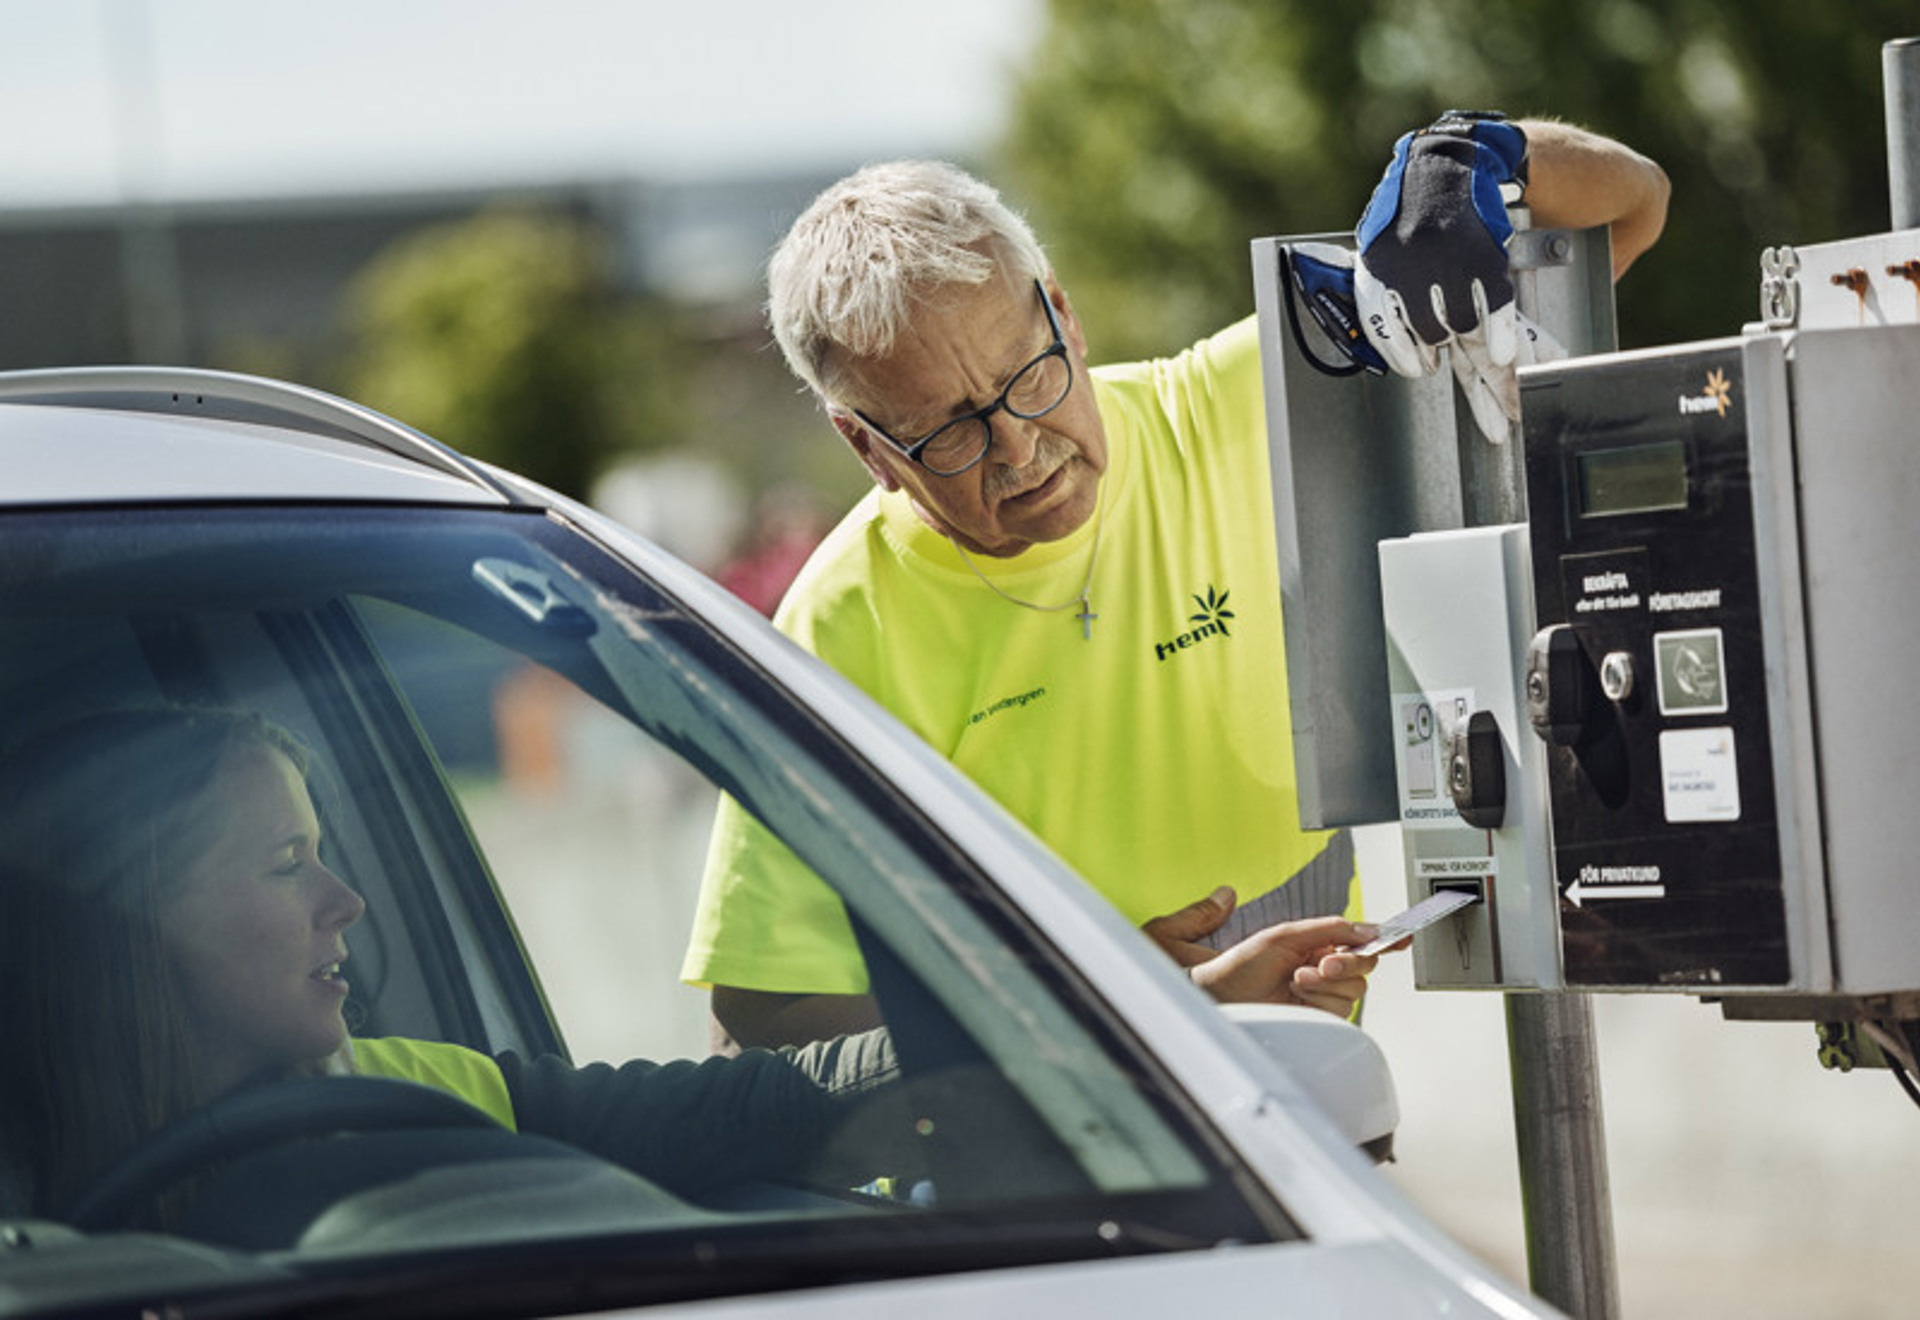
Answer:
[988,410,1043,470]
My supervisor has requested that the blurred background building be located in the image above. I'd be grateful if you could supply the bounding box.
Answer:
[0,174,828,369]
[5,3,1918,1314]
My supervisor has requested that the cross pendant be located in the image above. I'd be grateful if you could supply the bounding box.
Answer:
[1075,598,1097,640]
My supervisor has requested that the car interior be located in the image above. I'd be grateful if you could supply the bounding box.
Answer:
[0,499,1281,1292]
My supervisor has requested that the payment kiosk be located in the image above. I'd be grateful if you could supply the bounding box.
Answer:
[1374,270,1920,1010]
[1258,41,1920,1314]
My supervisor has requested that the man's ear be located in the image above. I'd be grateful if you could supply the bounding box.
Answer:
[1043,273,1090,362]
[831,411,903,493]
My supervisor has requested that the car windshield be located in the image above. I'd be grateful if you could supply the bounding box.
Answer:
[0,504,1283,1314]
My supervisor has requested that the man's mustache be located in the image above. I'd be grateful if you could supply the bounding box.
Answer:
[981,432,1075,500]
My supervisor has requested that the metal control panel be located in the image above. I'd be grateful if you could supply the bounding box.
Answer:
[1521,322,1920,996]
[1523,338,1796,988]
[1380,525,1560,990]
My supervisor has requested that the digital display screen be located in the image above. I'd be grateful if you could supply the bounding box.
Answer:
[1577,441,1688,517]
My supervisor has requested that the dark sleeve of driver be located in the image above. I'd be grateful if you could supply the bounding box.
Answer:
[495,1028,900,1197]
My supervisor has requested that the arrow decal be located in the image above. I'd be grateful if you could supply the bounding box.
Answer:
[1565,879,1667,907]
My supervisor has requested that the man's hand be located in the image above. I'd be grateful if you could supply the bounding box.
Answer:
[1355,111,1529,368]
[1141,887,1385,1018]
[1354,111,1537,445]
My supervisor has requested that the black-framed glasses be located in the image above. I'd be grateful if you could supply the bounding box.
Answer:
[852,280,1074,477]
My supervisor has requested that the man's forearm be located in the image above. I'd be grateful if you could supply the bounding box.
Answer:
[1517,119,1671,278]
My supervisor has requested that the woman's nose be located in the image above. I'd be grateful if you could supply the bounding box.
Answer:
[317,863,367,931]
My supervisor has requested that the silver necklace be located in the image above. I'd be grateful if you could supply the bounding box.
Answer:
[952,487,1106,639]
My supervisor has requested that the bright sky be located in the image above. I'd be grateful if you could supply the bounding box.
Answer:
[1,0,1044,209]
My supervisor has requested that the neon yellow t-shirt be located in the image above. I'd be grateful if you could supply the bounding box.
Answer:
[352,1036,517,1129]
[683,316,1355,994]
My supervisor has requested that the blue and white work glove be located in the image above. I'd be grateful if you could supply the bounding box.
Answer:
[1283,238,1565,444]
[1446,312,1565,443]
[1353,111,1534,440]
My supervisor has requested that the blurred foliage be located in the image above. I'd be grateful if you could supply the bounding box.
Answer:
[999,0,1913,360]
[672,305,876,513]
[337,204,695,500]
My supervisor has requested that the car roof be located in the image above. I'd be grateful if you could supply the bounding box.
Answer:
[0,366,518,509]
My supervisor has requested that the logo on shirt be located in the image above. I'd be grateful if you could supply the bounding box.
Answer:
[1155,585,1234,662]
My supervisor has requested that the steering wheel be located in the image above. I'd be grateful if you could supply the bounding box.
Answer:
[67,1074,504,1231]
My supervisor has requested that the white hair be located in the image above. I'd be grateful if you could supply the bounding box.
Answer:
[767,160,1050,400]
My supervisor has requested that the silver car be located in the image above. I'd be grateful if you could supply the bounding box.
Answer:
[0,367,1553,1318]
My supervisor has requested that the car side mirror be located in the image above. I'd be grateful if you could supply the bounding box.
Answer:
[1221,1004,1400,1162]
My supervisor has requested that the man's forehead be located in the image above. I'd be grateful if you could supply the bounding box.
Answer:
[831,276,1037,417]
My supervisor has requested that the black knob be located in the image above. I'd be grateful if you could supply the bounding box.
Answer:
[1526,625,1596,746]
[1447,709,1507,829]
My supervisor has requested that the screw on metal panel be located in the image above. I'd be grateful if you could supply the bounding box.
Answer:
[1889,259,1920,317]
[1507,228,1575,270]
[1830,268,1873,324]
[1831,267,1871,300]
[1599,651,1635,703]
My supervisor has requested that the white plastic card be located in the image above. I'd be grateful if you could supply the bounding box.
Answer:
[1351,887,1480,956]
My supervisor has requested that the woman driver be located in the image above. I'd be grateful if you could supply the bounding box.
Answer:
[0,707,899,1228]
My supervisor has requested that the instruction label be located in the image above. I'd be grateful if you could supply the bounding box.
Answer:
[1660,726,1741,823]
[1392,688,1473,830]
[1416,855,1499,881]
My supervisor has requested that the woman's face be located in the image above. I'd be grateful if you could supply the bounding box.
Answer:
[160,742,365,1096]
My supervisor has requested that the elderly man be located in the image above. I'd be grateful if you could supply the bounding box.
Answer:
[684,117,1670,1050]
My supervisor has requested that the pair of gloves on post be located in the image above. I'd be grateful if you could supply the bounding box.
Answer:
[1289,110,1564,443]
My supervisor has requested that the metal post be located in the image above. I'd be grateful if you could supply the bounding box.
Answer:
[1487,226,1619,1319]
[1887,38,1920,231]
[1505,995,1619,1318]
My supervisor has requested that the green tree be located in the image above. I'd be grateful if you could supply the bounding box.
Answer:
[338,205,692,499]
[1000,0,1913,359]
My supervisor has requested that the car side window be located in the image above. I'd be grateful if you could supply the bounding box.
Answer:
[351,595,716,1064]
[0,504,1260,1242]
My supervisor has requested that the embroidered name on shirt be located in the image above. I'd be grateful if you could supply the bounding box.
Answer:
[969,686,1048,725]
[1155,586,1234,662]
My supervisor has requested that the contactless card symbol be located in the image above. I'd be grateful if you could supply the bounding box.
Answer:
[1654,628,1728,715]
